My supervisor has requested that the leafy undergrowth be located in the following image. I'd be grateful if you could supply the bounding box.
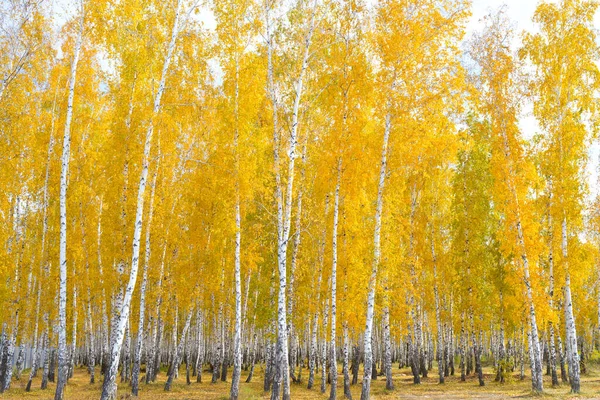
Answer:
[4,364,600,399]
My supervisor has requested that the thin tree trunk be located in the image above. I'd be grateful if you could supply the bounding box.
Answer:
[68,287,78,380]
[267,1,317,398]
[55,10,83,400]
[245,332,256,383]
[100,2,183,398]
[459,316,466,382]
[308,311,318,389]
[547,204,559,386]
[351,344,359,385]
[558,334,568,383]
[383,306,393,390]
[432,238,444,384]
[230,199,242,399]
[131,164,158,396]
[308,198,329,390]
[41,330,50,389]
[27,86,56,391]
[342,323,352,399]
[564,274,580,393]
[26,281,42,391]
[499,113,544,393]
[475,330,484,386]
[321,294,330,394]
[86,300,95,384]
[361,110,391,400]
[329,159,341,400]
[562,218,580,393]
[164,309,194,391]
[195,310,204,383]
[287,142,306,384]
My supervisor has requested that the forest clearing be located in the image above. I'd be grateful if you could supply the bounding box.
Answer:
[2,0,600,399]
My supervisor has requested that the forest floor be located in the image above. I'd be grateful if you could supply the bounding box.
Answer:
[4,363,600,399]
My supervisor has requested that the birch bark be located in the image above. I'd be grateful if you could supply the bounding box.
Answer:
[230,187,242,399]
[547,201,559,386]
[131,165,158,396]
[329,159,341,400]
[55,9,84,400]
[432,233,444,384]
[100,2,183,398]
[230,50,243,400]
[26,280,42,391]
[563,217,580,393]
[360,110,391,400]
[383,306,393,389]
[342,322,352,399]
[498,114,544,392]
[308,197,329,390]
[27,86,57,392]
[164,309,194,391]
[268,0,317,397]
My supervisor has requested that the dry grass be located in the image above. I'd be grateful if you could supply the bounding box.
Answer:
[4,363,600,399]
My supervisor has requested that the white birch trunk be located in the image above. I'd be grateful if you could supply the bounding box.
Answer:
[100,2,182,398]
[287,141,307,383]
[264,1,285,395]
[147,242,167,383]
[546,199,559,386]
[2,315,17,392]
[164,308,194,391]
[499,119,543,392]
[230,50,243,400]
[230,198,242,399]
[241,273,251,363]
[86,299,95,383]
[383,306,393,389]
[268,1,317,397]
[55,10,83,400]
[27,89,57,390]
[307,313,318,389]
[96,199,109,376]
[131,164,158,396]
[431,229,444,384]
[26,280,42,391]
[68,287,78,379]
[563,216,580,393]
[360,110,391,400]
[41,328,49,389]
[342,322,352,399]
[321,294,329,394]
[195,310,204,383]
[308,197,329,390]
[329,159,341,400]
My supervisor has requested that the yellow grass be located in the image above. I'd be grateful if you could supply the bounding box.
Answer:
[4,363,600,399]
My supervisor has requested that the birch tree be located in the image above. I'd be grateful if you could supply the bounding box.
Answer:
[266,0,318,398]
[55,5,84,399]
[469,10,545,392]
[100,1,188,398]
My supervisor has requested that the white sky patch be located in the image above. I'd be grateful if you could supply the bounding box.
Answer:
[191,2,216,31]
[51,0,79,31]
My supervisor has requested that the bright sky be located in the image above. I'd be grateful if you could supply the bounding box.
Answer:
[469,0,538,33]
